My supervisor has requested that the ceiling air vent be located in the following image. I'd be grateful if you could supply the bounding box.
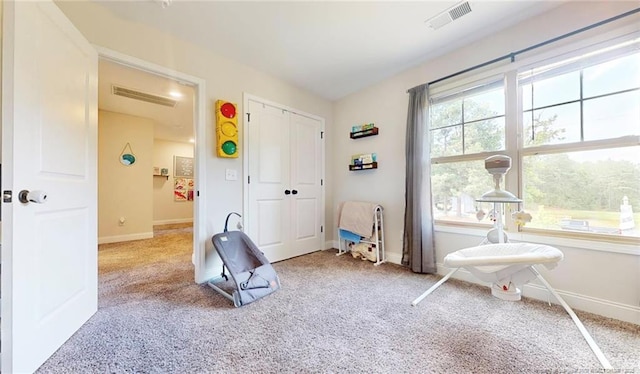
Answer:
[112,85,177,107]
[426,1,472,30]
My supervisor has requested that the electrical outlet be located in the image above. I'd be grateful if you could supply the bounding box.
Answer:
[225,168,238,181]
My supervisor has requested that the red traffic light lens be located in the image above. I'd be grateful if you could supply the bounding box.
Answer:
[220,102,236,119]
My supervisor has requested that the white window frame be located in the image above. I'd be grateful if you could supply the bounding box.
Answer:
[430,27,640,252]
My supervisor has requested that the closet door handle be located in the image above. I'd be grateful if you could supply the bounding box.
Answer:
[284,190,291,195]
[291,190,298,195]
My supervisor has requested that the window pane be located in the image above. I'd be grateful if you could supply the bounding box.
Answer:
[430,126,462,157]
[522,147,640,238]
[464,88,505,122]
[533,71,580,108]
[432,160,494,225]
[583,53,640,98]
[430,100,462,129]
[524,103,581,146]
[522,84,533,111]
[583,91,640,141]
[464,118,505,153]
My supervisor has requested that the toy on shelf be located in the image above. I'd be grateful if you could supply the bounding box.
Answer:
[350,123,379,139]
[349,153,378,171]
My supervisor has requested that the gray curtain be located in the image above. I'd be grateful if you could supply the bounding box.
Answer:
[402,85,436,274]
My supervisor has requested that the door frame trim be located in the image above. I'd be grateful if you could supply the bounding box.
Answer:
[96,46,209,283]
[242,93,326,250]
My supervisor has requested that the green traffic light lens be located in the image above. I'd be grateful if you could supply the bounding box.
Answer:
[222,141,237,155]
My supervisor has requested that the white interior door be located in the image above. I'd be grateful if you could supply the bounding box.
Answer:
[1,1,98,373]
[290,113,323,257]
[247,100,290,262]
[246,98,324,263]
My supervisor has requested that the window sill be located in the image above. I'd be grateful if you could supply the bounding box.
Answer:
[434,223,640,256]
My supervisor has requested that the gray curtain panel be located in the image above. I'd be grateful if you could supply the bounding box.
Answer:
[402,85,436,274]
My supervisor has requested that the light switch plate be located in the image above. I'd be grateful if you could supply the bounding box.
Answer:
[225,168,238,181]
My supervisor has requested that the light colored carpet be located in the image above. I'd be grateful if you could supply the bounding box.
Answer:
[37,224,640,373]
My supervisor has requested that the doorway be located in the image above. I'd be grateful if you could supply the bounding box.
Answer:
[97,58,195,243]
[97,47,209,284]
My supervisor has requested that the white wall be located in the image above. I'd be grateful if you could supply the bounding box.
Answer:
[332,1,640,324]
[153,139,194,225]
[98,110,154,243]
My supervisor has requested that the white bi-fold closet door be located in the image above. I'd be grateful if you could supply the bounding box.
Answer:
[245,97,325,263]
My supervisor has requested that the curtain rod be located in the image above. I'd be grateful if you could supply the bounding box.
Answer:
[408,7,640,92]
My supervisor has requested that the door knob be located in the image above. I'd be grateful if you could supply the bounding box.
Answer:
[18,190,48,204]
[284,190,291,195]
[291,190,298,195]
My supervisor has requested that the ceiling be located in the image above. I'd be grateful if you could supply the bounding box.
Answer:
[99,59,195,143]
[94,0,566,142]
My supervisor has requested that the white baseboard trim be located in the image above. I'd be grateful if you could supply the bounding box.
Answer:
[98,232,154,244]
[385,252,402,265]
[153,218,193,225]
[435,263,639,325]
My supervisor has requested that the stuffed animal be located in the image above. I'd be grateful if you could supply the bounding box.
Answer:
[512,210,533,227]
[349,242,377,262]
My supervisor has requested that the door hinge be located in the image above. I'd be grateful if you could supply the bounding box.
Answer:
[3,190,12,203]
[320,131,324,139]
[321,225,323,233]
[246,112,251,122]
[248,175,251,184]
[321,179,323,186]
[197,191,200,197]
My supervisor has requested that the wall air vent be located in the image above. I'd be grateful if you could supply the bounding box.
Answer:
[426,1,472,30]
[112,85,177,107]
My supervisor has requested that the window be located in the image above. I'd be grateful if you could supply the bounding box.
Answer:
[430,34,640,241]
[430,78,505,225]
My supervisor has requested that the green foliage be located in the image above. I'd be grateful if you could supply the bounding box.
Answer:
[525,154,640,212]
[429,98,503,157]
[524,112,566,146]
[432,96,640,220]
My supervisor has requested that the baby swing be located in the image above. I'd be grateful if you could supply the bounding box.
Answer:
[208,212,281,307]
[411,155,612,369]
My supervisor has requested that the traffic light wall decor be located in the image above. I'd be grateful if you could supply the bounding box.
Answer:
[215,100,239,158]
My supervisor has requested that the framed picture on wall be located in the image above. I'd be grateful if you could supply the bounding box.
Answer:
[174,156,193,178]
[174,177,194,202]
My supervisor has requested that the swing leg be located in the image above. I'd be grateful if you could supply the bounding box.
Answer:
[412,268,458,306]
[532,267,612,370]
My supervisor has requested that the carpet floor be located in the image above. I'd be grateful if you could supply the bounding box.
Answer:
[37,224,640,373]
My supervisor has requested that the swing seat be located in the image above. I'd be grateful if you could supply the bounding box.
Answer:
[444,242,563,300]
[208,230,280,307]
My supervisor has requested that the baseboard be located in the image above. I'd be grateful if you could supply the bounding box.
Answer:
[98,232,154,244]
[521,283,640,325]
[435,264,640,325]
[385,251,403,265]
[153,218,193,225]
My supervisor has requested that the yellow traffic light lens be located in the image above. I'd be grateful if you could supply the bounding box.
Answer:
[221,122,237,137]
